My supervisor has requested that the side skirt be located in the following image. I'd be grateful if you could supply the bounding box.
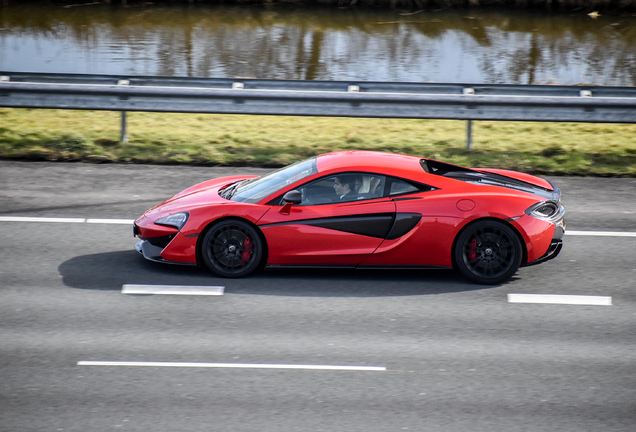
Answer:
[357,265,451,270]
[265,264,357,269]
[265,264,451,270]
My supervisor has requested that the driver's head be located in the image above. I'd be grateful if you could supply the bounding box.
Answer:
[334,175,355,196]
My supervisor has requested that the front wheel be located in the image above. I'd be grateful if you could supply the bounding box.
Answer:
[201,219,264,278]
[454,220,522,285]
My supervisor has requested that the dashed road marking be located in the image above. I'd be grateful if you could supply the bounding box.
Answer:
[0,216,134,224]
[0,216,86,223]
[86,218,135,225]
[122,284,224,296]
[508,293,612,306]
[77,361,386,371]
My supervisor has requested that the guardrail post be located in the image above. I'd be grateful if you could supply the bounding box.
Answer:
[120,112,128,143]
[463,88,475,150]
[118,80,129,143]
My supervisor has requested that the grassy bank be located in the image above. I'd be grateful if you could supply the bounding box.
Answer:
[1,108,635,176]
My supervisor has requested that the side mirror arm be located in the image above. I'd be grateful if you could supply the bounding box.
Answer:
[279,202,294,215]
[279,190,302,214]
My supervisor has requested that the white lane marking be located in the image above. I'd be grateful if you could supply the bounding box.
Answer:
[122,284,225,296]
[508,294,612,306]
[77,361,386,371]
[0,216,86,223]
[0,216,133,225]
[86,218,135,224]
[566,230,636,237]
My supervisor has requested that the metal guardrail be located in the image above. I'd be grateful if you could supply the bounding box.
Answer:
[2,71,636,146]
[2,71,636,123]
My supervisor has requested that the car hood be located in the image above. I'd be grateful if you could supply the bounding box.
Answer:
[144,175,258,215]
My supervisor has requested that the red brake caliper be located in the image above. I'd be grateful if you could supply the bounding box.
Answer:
[241,236,253,263]
[468,237,477,261]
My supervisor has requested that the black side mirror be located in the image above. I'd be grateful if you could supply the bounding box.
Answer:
[282,190,302,204]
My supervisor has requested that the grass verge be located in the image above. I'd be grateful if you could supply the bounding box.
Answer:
[1,108,635,176]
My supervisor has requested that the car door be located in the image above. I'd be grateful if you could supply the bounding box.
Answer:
[257,173,395,266]
[360,177,453,267]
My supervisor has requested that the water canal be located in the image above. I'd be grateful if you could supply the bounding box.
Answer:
[1,4,636,85]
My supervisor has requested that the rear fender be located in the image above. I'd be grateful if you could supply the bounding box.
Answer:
[450,217,528,269]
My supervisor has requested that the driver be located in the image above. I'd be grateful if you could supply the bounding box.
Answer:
[334,175,360,201]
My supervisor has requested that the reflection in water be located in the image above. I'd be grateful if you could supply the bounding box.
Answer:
[1,4,635,85]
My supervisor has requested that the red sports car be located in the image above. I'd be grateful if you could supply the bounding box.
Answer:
[134,151,565,284]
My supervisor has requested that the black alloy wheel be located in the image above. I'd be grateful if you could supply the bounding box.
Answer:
[201,219,264,278]
[454,220,522,285]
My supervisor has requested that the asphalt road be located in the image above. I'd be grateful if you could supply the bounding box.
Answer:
[1,161,635,432]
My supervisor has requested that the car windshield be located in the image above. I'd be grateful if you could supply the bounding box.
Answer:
[227,157,318,203]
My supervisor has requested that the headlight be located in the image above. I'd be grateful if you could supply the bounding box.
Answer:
[154,212,189,230]
[525,201,565,224]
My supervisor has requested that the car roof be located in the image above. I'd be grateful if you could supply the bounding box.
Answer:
[316,151,424,176]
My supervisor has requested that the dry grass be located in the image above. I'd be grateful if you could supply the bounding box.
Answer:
[1,108,635,176]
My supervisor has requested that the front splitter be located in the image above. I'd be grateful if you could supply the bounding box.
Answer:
[135,240,197,266]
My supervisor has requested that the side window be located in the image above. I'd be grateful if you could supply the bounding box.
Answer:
[299,176,337,205]
[355,174,385,200]
[389,180,419,196]
[297,173,386,206]
[386,177,432,197]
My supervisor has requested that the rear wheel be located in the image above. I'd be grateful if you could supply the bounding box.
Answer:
[201,219,263,278]
[454,220,522,285]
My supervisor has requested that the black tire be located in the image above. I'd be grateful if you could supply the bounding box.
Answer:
[454,220,522,285]
[201,219,263,278]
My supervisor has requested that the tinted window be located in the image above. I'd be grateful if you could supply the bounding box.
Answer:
[389,179,420,196]
[295,173,386,206]
[385,177,434,197]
